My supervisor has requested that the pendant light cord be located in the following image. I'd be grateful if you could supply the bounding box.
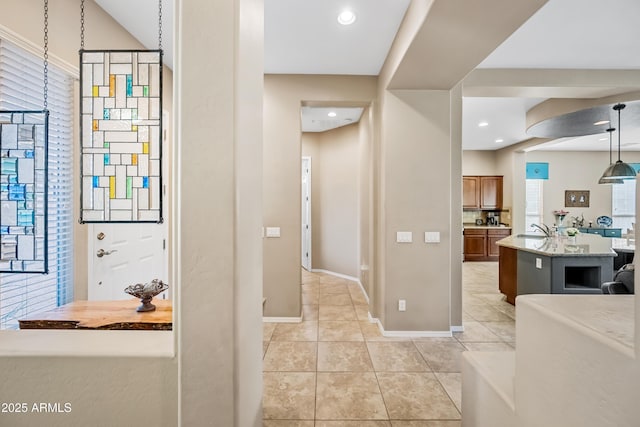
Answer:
[43,0,49,110]
[616,103,624,162]
[607,128,615,164]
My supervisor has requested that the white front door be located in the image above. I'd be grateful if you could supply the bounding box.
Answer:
[88,111,169,300]
[88,223,167,300]
[301,157,312,271]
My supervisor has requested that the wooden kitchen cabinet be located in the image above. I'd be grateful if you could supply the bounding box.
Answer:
[464,227,511,261]
[463,175,503,210]
[488,228,511,257]
[480,176,503,210]
[463,176,480,209]
[463,229,487,261]
[499,246,517,304]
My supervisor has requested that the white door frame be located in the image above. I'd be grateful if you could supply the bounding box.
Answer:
[301,156,312,271]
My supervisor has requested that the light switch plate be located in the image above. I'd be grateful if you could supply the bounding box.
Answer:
[535,258,542,269]
[266,227,281,238]
[425,232,440,243]
[396,231,412,243]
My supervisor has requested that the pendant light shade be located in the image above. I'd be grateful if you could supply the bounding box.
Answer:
[599,104,636,182]
[598,127,624,184]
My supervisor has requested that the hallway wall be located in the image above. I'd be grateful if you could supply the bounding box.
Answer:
[263,75,377,318]
[302,124,360,278]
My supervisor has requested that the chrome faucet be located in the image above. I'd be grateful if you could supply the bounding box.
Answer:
[531,223,551,237]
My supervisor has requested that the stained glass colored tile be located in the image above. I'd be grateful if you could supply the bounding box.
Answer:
[80,50,163,222]
[0,111,48,273]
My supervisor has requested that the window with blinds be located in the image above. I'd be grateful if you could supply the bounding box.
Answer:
[612,180,636,232]
[0,39,74,329]
[525,179,543,232]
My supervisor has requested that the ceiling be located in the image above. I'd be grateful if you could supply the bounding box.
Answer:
[301,107,364,133]
[96,0,640,149]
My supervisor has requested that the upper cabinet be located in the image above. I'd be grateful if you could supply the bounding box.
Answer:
[463,175,503,210]
[463,176,480,209]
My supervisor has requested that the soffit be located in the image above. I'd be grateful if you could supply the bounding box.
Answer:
[387,0,548,90]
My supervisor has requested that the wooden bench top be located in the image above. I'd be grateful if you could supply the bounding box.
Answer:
[18,299,172,330]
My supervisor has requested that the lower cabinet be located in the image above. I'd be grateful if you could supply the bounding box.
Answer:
[498,246,517,305]
[577,227,621,238]
[464,228,511,261]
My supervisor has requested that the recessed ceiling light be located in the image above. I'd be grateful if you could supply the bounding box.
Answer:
[599,137,608,141]
[478,121,489,127]
[328,111,337,118]
[593,120,610,126]
[495,138,504,143]
[337,10,356,25]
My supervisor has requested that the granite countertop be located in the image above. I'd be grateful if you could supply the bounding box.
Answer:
[496,232,624,257]
[463,224,512,230]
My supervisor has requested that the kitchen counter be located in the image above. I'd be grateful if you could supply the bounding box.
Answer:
[463,224,512,230]
[496,232,618,257]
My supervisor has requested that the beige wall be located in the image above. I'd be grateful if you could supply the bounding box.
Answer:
[524,151,640,228]
[494,148,640,234]
[301,125,360,277]
[379,89,455,331]
[371,0,540,332]
[0,1,179,426]
[177,0,264,424]
[463,150,498,175]
[359,108,373,295]
[263,75,377,317]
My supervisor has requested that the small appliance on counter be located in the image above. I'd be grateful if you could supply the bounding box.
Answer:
[486,212,500,226]
[475,219,484,225]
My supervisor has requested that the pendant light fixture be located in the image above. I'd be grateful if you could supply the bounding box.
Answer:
[598,127,623,184]
[599,103,636,181]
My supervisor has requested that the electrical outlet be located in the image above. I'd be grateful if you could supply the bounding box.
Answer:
[398,299,406,311]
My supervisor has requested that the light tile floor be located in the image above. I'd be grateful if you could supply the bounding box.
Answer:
[263,262,514,426]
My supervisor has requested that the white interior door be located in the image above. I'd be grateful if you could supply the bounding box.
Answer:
[88,223,167,300]
[301,157,312,271]
[88,111,169,300]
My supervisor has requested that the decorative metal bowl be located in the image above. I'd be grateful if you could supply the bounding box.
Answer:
[124,279,169,312]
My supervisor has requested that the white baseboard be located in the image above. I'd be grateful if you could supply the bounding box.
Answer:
[451,325,464,333]
[368,316,454,338]
[310,269,370,304]
[262,313,303,323]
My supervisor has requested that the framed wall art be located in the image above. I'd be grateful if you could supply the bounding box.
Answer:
[565,190,589,208]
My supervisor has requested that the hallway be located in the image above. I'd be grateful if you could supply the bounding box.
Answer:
[263,262,515,425]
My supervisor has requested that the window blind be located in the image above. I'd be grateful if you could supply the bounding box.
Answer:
[525,179,543,232]
[612,180,636,232]
[0,39,74,329]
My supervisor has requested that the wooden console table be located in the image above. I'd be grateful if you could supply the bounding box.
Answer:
[19,299,172,330]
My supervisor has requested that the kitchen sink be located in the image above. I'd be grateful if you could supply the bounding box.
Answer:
[516,234,548,239]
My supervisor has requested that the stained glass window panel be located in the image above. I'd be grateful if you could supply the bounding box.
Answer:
[0,111,48,273]
[80,50,163,223]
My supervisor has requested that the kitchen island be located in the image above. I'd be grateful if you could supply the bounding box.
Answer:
[496,233,629,304]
